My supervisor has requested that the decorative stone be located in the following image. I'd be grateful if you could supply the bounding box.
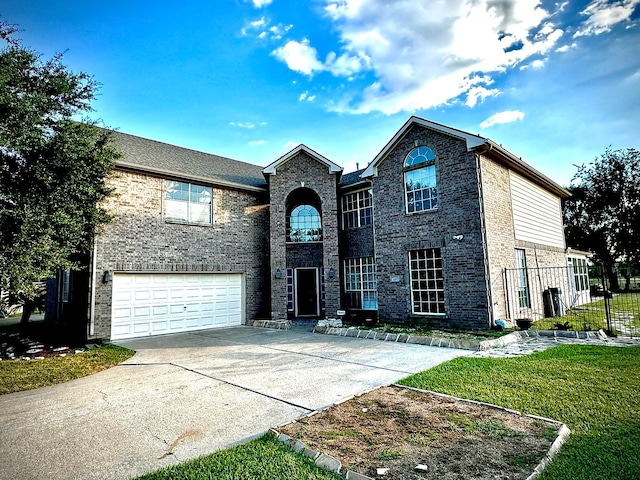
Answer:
[292,440,306,452]
[346,470,374,480]
[315,453,341,473]
[415,464,428,471]
[377,467,390,476]
[303,448,320,460]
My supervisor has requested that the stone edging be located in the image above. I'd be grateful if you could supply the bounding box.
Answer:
[313,324,610,351]
[269,384,570,480]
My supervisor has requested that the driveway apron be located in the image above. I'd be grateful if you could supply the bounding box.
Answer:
[0,325,467,480]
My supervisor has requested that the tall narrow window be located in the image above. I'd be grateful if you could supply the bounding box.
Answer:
[409,249,445,314]
[515,249,531,308]
[404,146,438,213]
[342,189,373,229]
[288,204,322,242]
[165,181,212,224]
[570,257,589,292]
[344,257,378,310]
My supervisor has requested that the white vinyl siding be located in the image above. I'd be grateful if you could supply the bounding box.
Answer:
[111,273,242,340]
[509,172,565,249]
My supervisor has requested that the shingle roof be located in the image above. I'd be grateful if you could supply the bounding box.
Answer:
[339,169,367,187]
[109,130,267,192]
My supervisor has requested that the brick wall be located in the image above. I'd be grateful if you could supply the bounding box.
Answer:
[480,156,569,323]
[267,151,340,319]
[372,124,491,329]
[92,169,270,339]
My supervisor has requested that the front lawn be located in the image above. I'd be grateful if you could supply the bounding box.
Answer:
[0,344,134,394]
[136,345,640,480]
[136,433,342,480]
[398,344,640,480]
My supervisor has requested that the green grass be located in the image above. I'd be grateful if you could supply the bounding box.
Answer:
[532,291,640,332]
[135,434,342,480]
[398,344,640,480]
[0,344,134,394]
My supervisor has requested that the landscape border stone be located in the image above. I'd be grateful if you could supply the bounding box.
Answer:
[269,384,570,480]
[314,322,614,351]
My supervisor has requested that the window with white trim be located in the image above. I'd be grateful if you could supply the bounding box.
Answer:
[165,181,212,224]
[515,249,531,308]
[342,189,373,229]
[570,257,589,292]
[288,204,322,242]
[404,146,438,213]
[344,257,378,310]
[409,249,445,314]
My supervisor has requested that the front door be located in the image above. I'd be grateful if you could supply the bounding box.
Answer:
[295,268,319,316]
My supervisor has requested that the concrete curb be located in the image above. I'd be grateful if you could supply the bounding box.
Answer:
[314,324,616,351]
[270,384,570,480]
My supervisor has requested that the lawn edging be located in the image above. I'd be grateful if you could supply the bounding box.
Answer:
[313,322,610,351]
[270,384,570,480]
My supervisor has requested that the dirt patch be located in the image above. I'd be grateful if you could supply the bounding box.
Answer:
[279,386,559,479]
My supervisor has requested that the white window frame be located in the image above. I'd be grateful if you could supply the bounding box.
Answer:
[404,147,438,214]
[515,249,531,308]
[165,180,213,225]
[409,248,445,315]
[341,189,373,229]
[344,257,378,310]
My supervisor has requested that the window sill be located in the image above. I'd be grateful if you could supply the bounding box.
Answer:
[286,240,324,244]
[405,208,438,215]
[165,219,213,227]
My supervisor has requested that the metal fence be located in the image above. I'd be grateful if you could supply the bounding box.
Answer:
[504,264,640,337]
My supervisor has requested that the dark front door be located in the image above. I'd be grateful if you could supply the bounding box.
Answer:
[296,268,319,316]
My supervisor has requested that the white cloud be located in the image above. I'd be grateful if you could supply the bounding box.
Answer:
[272,39,325,75]
[556,42,577,52]
[480,110,525,129]
[242,17,292,41]
[284,141,298,149]
[299,91,316,102]
[249,139,265,145]
[248,0,272,8]
[574,0,640,37]
[230,122,256,129]
[520,59,546,70]
[274,0,567,114]
[465,86,500,107]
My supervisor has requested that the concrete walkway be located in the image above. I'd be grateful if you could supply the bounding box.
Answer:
[0,324,466,480]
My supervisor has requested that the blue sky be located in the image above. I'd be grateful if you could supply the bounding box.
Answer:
[3,0,639,186]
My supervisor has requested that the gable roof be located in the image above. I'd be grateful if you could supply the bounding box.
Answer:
[262,144,343,175]
[109,130,267,192]
[361,116,569,198]
[339,168,369,188]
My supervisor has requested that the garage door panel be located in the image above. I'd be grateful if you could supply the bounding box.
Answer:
[111,273,243,340]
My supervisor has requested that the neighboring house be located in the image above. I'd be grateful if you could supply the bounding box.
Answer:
[49,116,584,341]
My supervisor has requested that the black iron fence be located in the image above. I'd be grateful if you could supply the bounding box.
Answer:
[504,264,640,337]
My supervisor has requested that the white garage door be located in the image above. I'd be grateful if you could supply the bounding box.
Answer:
[111,273,243,340]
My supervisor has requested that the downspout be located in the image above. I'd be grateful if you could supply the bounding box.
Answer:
[89,241,98,337]
[474,144,495,327]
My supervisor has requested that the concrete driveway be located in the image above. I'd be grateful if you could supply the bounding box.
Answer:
[0,324,467,480]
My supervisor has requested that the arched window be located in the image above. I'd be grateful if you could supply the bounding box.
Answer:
[404,146,438,213]
[288,204,322,242]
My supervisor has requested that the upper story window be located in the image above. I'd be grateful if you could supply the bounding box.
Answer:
[288,204,322,242]
[165,180,212,225]
[342,189,373,229]
[404,146,438,213]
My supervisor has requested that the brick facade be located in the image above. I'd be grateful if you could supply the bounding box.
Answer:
[371,124,491,328]
[266,151,341,319]
[74,117,572,340]
[91,169,269,339]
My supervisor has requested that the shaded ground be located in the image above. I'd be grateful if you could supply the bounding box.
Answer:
[280,386,559,480]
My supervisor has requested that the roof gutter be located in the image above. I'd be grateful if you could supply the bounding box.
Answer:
[115,161,268,194]
[475,141,571,198]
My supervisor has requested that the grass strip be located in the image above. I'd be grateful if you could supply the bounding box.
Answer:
[0,344,134,395]
[398,344,640,480]
[135,433,343,480]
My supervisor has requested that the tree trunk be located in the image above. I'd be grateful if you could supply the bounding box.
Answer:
[605,263,620,293]
[20,300,35,325]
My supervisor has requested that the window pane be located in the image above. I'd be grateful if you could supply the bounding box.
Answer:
[165,199,188,222]
[409,249,445,314]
